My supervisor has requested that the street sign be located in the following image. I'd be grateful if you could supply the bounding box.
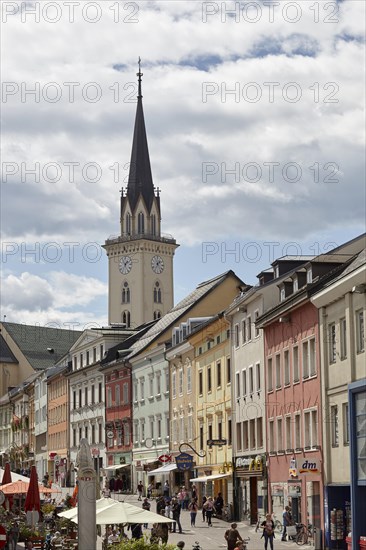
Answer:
[0,525,6,549]
[207,438,227,447]
[159,454,171,463]
[106,430,114,439]
[175,452,193,471]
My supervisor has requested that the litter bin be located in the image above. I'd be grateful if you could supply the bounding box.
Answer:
[314,527,323,550]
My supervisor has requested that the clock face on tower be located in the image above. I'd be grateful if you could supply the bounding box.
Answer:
[151,255,164,274]
[119,256,132,274]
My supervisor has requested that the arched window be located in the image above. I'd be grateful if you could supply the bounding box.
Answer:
[153,282,162,304]
[122,282,130,304]
[138,212,144,234]
[122,311,131,328]
[154,310,162,320]
[126,213,131,235]
[151,214,156,236]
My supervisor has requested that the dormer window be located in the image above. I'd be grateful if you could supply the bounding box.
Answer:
[280,287,286,301]
[293,277,298,292]
[274,266,279,278]
[307,267,313,283]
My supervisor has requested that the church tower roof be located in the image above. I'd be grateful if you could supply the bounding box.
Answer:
[126,58,155,212]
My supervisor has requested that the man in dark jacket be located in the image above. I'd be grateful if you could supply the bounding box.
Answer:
[172,498,183,534]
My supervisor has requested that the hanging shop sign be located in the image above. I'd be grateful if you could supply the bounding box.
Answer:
[159,454,171,463]
[289,457,298,478]
[175,452,194,471]
[299,459,320,474]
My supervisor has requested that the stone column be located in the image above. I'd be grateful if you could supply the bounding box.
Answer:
[76,438,96,550]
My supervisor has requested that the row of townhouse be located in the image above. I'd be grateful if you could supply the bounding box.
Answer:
[0,235,364,549]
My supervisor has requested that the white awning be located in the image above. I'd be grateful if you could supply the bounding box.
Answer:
[147,464,178,475]
[189,473,231,482]
[103,464,130,471]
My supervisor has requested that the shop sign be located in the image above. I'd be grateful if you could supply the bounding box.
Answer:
[159,454,171,463]
[289,457,298,478]
[175,452,193,471]
[136,460,143,471]
[119,456,126,464]
[299,459,320,474]
[235,455,263,471]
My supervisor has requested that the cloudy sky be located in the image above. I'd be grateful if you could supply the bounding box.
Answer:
[1,0,365,328]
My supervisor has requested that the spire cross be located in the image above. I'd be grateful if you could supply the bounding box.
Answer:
[156,187,161,197]
[137,56,143,99]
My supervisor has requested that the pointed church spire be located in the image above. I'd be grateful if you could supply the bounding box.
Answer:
[126,58,155,212]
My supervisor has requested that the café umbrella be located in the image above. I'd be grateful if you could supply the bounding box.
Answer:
[0,462,12,509]
[0,480,59,495]
[24,466,41,525]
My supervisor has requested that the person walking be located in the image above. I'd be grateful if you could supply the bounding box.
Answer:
[172,497,183,534]
[224,523,243,550]
[215,492,224,517]
[202,495,207,522]
[203,496,215,526]
[156,496,166,515]
[261,513,275,550]
[137,480,143,500]
[163,480,170,498]
[142,497,151,528]
[281,506,292,541]
[188,498,198,527]
[158,510,170,544]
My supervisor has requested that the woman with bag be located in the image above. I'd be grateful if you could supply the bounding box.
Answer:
[261,513,275,550]
[188,498,199,527]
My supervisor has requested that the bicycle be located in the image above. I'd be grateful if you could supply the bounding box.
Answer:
[272,514,283,533]
[295,523,313,545]
[222,504,232,522]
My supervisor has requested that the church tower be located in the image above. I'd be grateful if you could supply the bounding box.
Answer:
[104,61,179,327]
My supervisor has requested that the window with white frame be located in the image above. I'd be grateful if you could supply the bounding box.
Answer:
[343,403,349,445]
[234,324,239,347]
[330,405,339,447]
[172,371,176,398]
[140,420,145,441]
[123,382,128,404]
[269,420,275,452]
[249,366,254,394]
[293,346,299,382]
[156,372,161,395]
[149,416,154,439]
[303,340,309,378]
[199,371,203,395]
[226,357,231,384]
[165,370,169,392]
[124,423,130,446]
[284,350,290,385]
[295,413,301,449]
[340,318,347,359]
[304,409,318,448]
[236,422,242,451]
[242,369,247,396]
[207,366,212,392]
[165,413,170,439]
[156,416,162,440]
[257,417,263,447]
[309,338,316,376]
[285,415,292,450]
[140,378,145,400]
[254,310,260,337]
[149,376,154,397]
[133,381,138,402]
[267,358,273,391]
[243,420,249,450]
[179,368,183,395]
[188,414,193,441]
[236,372,240,398]
[242,319,247,344]
[247,316,252,340]
[107,388,112,407]
[115,385,120,405]
[217,361,222,387]
[199,424,204,450]
[277,417,283,451]
[329,323,337,363]
[187,365,192,393]
[275,354,281,388]
[356,310,365,353]
[256,362,261,391]
[250,418,256,449]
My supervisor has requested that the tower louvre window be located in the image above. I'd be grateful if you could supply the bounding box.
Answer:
[138,212,145,234]
[151,214,156,236]
[153,282,162,303]
[122,310,131,327]
[126,213,131,235]
[122,282,130,303]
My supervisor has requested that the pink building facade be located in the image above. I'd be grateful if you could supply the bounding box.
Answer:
[261,301,324,531]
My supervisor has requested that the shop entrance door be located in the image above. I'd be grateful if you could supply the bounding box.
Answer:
[250,477,258,524]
